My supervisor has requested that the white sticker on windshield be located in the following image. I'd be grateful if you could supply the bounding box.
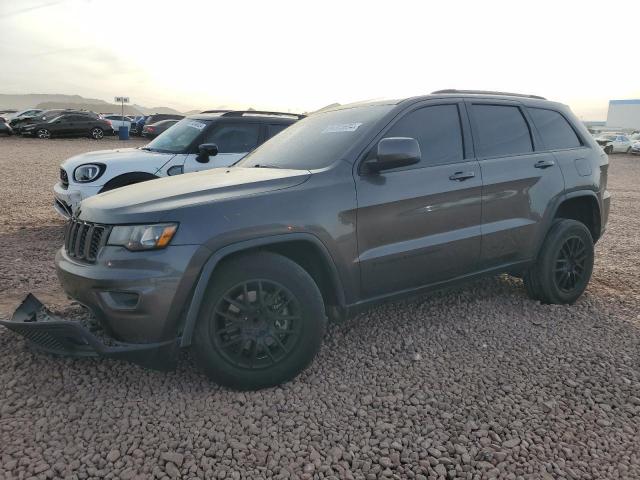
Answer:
[186,121,207,130]
[322,122,363,133]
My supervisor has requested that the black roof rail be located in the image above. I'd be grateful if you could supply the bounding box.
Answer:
[221,110,306,119]
[431,89,546,100]
[200,109,232,114]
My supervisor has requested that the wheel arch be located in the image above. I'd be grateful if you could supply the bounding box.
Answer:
[99,171,159,193]
[551,191,602,242]
[179,233,345,347]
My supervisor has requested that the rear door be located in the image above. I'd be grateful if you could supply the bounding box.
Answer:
[183,122,262,173]
[355,101,482,298]
[467,101,565,268]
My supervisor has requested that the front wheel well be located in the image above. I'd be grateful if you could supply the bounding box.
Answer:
[99,172,159,193]
[554,195,601,242]
[215,241,342,311]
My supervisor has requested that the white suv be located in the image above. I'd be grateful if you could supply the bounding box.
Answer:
[53,111,302,217]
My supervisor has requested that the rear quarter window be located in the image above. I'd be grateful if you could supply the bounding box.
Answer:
[528,108,582,150]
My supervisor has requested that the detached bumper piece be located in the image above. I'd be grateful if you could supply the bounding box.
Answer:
[0,294,178,371]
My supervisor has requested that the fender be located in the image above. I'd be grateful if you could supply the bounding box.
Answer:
[179,232,345,347]
[535,189,600,255]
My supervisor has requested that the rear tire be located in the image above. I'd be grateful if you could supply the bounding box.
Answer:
[193,251,326,390]
[604,145,613,154]
[524,219,594,304]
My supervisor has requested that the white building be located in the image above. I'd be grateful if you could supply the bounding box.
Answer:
[606,99,640,130]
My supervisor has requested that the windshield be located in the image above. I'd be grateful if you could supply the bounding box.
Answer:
[144,118,210,153]
[235,105,394,170]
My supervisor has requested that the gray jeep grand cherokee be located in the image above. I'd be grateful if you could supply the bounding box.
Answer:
[2,90,610,390]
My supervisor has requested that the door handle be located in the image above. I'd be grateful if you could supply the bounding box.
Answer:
[534,159,555,169]
[449,171,475,181]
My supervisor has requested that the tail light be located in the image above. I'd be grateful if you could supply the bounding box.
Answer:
[106,120,113,126]
[147,127,155,132]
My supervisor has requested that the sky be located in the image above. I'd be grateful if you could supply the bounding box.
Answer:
[1,0,638,119]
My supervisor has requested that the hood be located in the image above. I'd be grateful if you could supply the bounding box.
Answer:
[79,167,312,224]
[61,148,174,179]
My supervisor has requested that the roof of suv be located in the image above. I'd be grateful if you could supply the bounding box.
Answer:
[325,90,564,112]
[190,110,305,123]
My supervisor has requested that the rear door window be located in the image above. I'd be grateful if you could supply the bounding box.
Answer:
[470,104,533,157]
[528,108,581,150]
[266,124,289,139]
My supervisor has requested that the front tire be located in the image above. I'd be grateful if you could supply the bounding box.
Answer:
[524,219,594,304]
[91,127,104,139]
[36,128,50,139]
[193,251,326,390]
[604,145,613,154]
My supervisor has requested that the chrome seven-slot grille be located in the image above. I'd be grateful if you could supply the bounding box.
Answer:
[64,219,110,263]
[60,168,69,189]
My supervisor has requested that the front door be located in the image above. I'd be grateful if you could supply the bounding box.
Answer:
[183,122,262,173]
[355,102,482,299]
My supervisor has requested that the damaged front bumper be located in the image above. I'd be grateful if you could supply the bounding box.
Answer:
[0,294,179,370]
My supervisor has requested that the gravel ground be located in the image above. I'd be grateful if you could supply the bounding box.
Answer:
[0,137,639,479]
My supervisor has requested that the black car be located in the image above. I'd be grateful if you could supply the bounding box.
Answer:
[145,113,184,125]
[141,119,180,138]
[20,113,113,139]
[16,109,100,134]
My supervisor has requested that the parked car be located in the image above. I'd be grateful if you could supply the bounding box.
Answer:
[6,108,43,122]
[130,115,148,136]
[141,119,180,138]
[145,113,184,125]
[0,119,13,136]
[8,109,44,132]
[16,109,100,134]
[6,91,610,390]
[631,141,640,155]
[21,113,113,139]
[53,111,302,217]
[101,114,131,133]
[594,133,633,154]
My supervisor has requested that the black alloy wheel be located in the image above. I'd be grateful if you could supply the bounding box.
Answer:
[211,279,302,369]
[193,251,326,390]
[553,236,588,293]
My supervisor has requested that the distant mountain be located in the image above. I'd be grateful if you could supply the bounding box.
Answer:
[0,94,183,115]
[37,102,144,115]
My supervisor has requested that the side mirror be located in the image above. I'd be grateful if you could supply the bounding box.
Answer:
[365,137,421,173]
[196,143,219,163]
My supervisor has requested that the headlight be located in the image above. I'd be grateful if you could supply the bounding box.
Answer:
[74,163,105,183]
[108,223,178,251]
